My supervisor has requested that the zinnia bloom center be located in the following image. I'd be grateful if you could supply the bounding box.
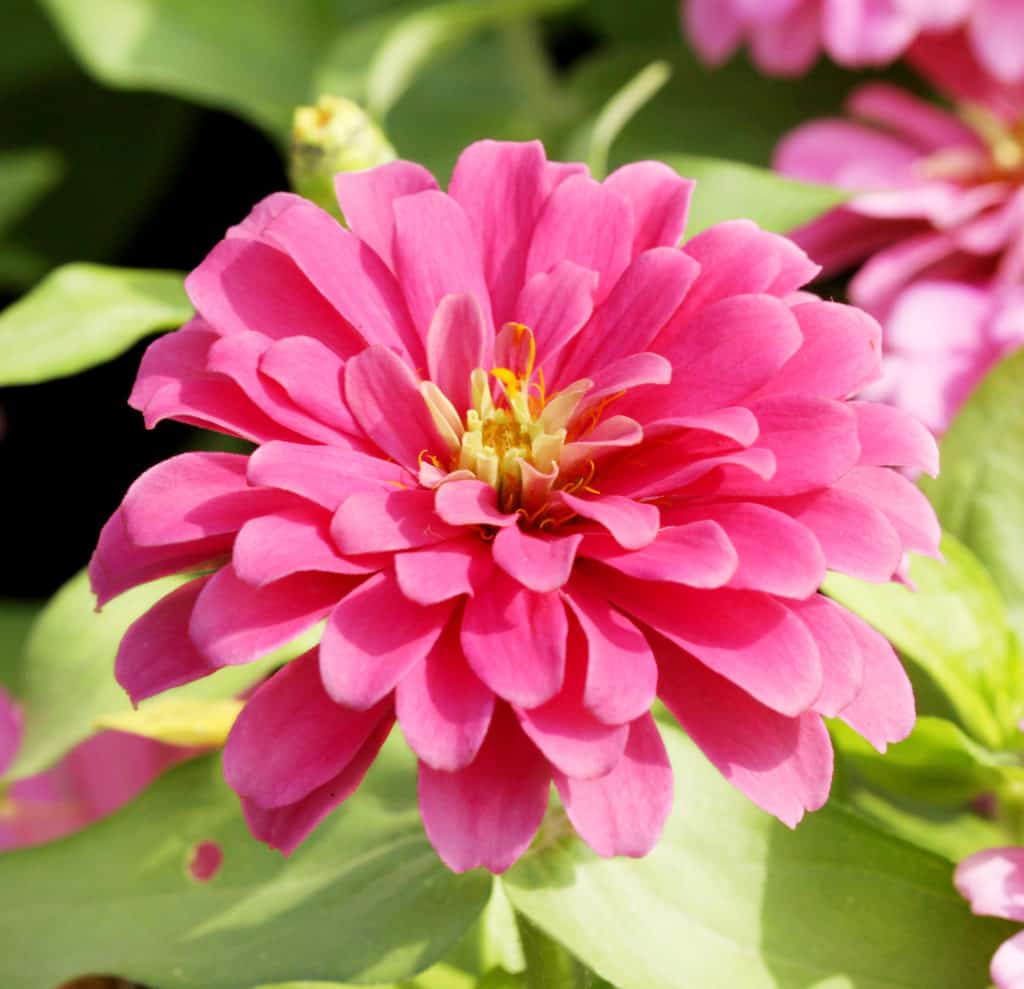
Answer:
[925,105,1024,183]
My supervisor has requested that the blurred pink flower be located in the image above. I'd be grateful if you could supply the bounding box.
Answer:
[93,140,939,873]
[775,81,1024,431]
[956,846,1024,988]
[0,686,189,850]
[683,0,1024,82]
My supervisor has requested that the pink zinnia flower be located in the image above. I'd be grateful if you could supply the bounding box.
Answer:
[0,686,187,849]
[775,81,1024,432]
[91,140,939,873]
[683,0,1024,83]
[956,847,1024,988]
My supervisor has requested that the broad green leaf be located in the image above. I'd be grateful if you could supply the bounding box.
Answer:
[0,148,64,235]
[4,570,301,780]
[254,961,477,989]
[366,0,579,118]
[505,727,1012,989]
[0,599,41,692]
[922,350,1024,639]
[37,0,334,134]
[664,154,848,237]
[825,535,1020,749]
[0,263,189,386]
[832,716,1017,807]
[0,740,491,988]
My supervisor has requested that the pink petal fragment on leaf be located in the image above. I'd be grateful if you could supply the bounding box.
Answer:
[955,847,1024,923]
[319,573,452,710]
[554,713,673,858]
[419,706,550,873]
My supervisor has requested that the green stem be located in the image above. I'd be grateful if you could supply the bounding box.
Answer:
[514,911,589,989]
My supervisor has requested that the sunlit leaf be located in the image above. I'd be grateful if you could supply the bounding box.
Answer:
[0,739,491,988]
[0,264,189,386]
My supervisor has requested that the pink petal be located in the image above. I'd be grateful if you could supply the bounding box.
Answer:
[344,345,443,471]
[514,261,598,367]
[319,573,452,709]
[836,466,941,558]
[657,637,833,827]
[426,293,491,413]
[850,401,938,476]
[185,237,359,352]
[259,336,358,436]
[955,847,1024,923]
[788,595,863,717]
[248,441,407,512]
[526,173,633,303]
[678,221,819,319]
[836,607,915,750]
[607,576,822,716]
[418,705,550,873]
[492,526,582,593]
[563,576,658,725]
[821,0,919,66]
[393,189,492,338]
[332,488,459,555]
[517,626,629,780]
[121,452,287,547]
[675,502,825,598]
[448,140,554,327]
[604,160,694,253]
[684,0,743,64]
[242,714,393,855]
[970,0,1024,83]
[394,537,494,605]
[652,294,803,416]
[115,577,217,704]
[461,570,567,707]
[556,248,699,383]
[255,195,422,361]
[396,620,495,771]
[991,929,1024,989]
[764,488,903,583]
[581,522,738,589]
[727,395,860,497]
[847,83,980,153]
[189,566,350,667]
[757,301,882,400]
[224,648,390,807]
[557,492,659,551]
[90,508,229,607]
[750,0,822,76]
[233,506,379,586]
[434,478,517,528]
[0,688,21,776]
[333,159,438,271]
[554,712,673,858]
[579,351,673,411]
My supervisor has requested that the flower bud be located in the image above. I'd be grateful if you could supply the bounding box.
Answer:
[289,96,397,218]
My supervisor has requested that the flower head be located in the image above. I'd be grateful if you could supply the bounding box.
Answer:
[956,846,1024,988]
[683,0,1024,83]
[776,80,1024,432]
[92,140,939,873]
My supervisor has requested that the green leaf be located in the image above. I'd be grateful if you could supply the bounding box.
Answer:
[4,571,301,780]
[922,350,1024,639]
[253,961,477,988]
[37,0,335,134]
[664,154,848,237]
[505,728,1013,989]
[0,263,189,386]
[832,716,1017,807]
[825,534,1020,749]
[366,0,579,118]
[0,599,42,693]
[0,148,64,235]
[0,740,491,988]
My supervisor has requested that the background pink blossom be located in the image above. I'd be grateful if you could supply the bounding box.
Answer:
[957,846,1024,988]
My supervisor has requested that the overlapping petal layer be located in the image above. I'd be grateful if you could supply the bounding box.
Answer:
[957,847,1024,989]
[93,139,938,872]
